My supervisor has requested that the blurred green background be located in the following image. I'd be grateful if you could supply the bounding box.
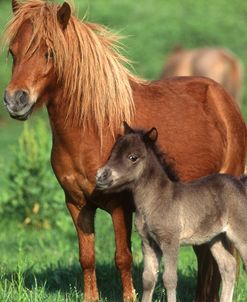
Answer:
[0,0,247,301]
[1,0,247,151]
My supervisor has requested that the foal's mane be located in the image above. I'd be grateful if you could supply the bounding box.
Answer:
[4,0,145,138]
[138,131,179,182]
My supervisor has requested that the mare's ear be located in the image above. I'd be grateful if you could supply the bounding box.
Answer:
[145,127,158,143]
[57,2,71,30]
[123,121,134,135]
[12,0,20,14]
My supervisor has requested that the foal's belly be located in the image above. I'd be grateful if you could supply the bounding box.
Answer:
[179,223,227,246]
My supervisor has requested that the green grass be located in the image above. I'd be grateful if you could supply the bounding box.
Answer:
[0,215,246,302]
[1,0,247,301]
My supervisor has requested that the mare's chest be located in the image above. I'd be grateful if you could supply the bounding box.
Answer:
[50,135,106,205]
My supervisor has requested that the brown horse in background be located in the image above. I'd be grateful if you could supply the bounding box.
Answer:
[161,46,244,107]
[3,1,247,301]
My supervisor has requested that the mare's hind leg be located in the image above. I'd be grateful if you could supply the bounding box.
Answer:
[111,203,135,301]
[210,239,236,302]
[193,244,221,302]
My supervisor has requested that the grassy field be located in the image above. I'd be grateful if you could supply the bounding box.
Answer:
[1,0,247,301]
[1,218,247,302]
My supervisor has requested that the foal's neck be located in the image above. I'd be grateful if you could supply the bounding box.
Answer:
[132,150,174,213]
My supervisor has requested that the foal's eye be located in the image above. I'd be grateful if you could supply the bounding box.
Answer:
[128,154,139,162]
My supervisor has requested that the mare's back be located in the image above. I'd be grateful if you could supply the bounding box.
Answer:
[132,76,246,181]
[161,47,243,106]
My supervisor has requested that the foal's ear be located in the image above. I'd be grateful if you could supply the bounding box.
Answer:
[12,0,20,14]
[145,128,158,143]
[123,121,134,135]
[57,2,71,30]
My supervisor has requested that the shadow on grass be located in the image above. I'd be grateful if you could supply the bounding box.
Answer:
[3,263,196,301]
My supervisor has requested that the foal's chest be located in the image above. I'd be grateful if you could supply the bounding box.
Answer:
[135,209,161,246]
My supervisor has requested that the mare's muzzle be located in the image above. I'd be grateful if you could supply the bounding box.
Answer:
[3,89,33,120]
[95,167,113,189]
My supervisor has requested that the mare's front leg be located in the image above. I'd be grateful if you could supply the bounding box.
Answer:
[110,200,135,301]
[161,241,179,302]
[135,213,161,302]
[66,199,98,302]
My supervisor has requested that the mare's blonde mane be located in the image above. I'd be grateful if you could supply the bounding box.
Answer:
[4,0,145,137]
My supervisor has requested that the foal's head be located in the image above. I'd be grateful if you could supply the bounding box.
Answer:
[96,122,159,192]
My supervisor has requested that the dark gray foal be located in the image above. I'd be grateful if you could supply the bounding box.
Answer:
[96,122,247,302]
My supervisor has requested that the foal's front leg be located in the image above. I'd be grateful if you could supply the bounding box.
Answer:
[161,241,179,302]
[141,238,161,302]
[135,213,161,302]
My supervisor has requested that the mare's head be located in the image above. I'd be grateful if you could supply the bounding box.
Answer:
[95,122,159,192]
[3,0,139,138]
[3,0,71,120]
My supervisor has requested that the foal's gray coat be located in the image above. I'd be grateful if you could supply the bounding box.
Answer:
[96,123,247,302]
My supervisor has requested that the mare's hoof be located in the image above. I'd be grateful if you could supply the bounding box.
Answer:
[123,289,137,302]
[83,296,99,302]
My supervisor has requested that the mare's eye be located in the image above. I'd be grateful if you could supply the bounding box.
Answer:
[8,49,15,59]
[128,154,139,162]
[8,49,16,64]
[45,51,54,60]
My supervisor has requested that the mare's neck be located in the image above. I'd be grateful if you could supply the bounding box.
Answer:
[46,94,114,180]
[132,150,174,214]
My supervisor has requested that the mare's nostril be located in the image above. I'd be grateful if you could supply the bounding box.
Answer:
[16,90,28,105]
[3,90,29,108]
[3,91,9,106]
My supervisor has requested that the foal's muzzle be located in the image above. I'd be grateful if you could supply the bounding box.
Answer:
[95,167,113,189]
[3,89,34,120]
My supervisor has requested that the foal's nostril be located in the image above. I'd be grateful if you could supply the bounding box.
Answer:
[96,168,111,184]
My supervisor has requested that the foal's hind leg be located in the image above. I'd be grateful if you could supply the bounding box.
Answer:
[210,239,236,302]
[226,226,247,273]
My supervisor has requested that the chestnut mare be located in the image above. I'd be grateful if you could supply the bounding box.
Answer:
[3,1,247,301]
[161,46,244,107]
